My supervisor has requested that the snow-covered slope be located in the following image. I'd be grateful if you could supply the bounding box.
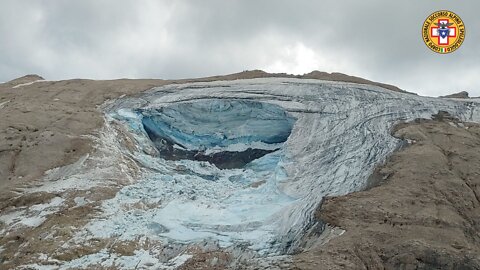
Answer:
[7,78,479,268]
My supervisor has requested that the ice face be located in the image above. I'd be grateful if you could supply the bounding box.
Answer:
[140,100,296,169]
[93,98,299,252]
[77,78,479,258]
[141,100,295,149]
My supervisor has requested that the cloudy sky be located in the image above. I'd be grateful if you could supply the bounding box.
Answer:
[1,0,479,96]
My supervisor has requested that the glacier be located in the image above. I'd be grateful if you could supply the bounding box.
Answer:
[94,78,480,254]
[13,77,480,267]
[90,99,299,253]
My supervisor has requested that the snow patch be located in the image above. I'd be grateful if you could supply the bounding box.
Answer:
[46,248,187,270]
[74,197,87,207]
[12,80,44,88]
[0,209,26,226]
[0,100,10,109]
[0,196,64,230]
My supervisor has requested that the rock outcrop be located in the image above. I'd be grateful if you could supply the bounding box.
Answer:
[441,91,470,99]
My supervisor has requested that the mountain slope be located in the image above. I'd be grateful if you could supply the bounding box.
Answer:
[0,73,479,269]
[295,115,480,269]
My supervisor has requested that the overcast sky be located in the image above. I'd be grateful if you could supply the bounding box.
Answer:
[1,0,479,96]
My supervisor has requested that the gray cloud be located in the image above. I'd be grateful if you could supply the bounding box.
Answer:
[0,0,479,96]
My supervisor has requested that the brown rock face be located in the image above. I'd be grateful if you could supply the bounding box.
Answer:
[441,91,470,99]
[295,116,480,270]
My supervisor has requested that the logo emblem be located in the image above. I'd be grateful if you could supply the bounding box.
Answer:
[422,10,466,54]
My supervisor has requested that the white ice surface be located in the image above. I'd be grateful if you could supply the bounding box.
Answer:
[0,209,27,226]
[73,197,87,207]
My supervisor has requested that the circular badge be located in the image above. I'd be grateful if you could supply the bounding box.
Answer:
[422,10,466,54]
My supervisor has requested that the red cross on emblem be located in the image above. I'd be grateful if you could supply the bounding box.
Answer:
[431,19,457,45]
